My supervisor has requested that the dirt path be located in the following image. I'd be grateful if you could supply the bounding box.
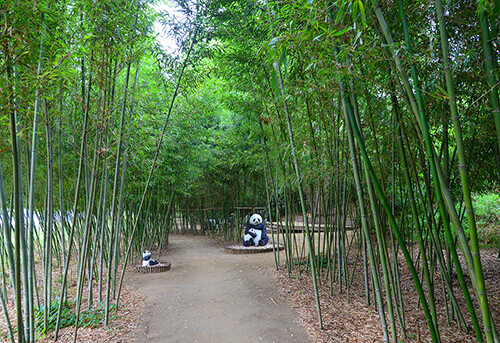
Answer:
[126,235,310,343]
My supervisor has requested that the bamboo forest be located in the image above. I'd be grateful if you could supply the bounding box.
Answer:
[1,0,499,342]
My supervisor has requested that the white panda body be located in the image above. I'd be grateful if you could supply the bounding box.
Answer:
[142,250,159,266]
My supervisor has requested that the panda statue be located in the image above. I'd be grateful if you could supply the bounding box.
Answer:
[142,250,159,266]
[243,214,269,247]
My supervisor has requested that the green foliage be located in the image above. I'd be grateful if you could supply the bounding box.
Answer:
[34,301,117,338]
[472,192,500,246]
[454,192,500,247]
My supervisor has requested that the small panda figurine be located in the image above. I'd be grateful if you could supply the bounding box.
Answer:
[243,214,269,247]
[246,227,262,246]
[142,250,159,266]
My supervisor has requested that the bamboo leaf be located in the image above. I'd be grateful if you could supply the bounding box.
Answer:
[305,62,316,71]
[279,48,288,73]
[313,34,323,41]
[359,0,366,27]
[270,69,280,100]
[333,27,351,36]
[352,0,358,23]
[336,1,346,23]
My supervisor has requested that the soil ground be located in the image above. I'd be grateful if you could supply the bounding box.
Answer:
[126,234,310,343]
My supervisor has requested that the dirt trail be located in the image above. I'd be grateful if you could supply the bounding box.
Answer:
[127,235,310,343]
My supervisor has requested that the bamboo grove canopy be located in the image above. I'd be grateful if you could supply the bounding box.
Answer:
[1,0,499,342]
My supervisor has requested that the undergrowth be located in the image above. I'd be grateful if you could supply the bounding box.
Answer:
[0,300,119,340]
[472,192,500,248]
[35,300,117,338]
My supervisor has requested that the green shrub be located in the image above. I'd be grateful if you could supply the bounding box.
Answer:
[472,192,500,247]
[34,300,117,339]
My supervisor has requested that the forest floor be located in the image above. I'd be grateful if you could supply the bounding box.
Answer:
[1,233,498,342]
[125,233,500,343]
[273,243,500,343]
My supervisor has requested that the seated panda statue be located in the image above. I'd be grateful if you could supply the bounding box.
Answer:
[142,250,159,266]
[243,214,269,247]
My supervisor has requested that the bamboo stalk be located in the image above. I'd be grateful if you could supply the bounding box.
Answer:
[0,162,14,343]
[54,49,94,341]
[338,49,440,339]
[105,10,140,320]
[435,1,495,339]
[7,50,25,343]
[116,28,198,308]
[73,132,101,343]
[43,98,55,338]
[339,70,389,342]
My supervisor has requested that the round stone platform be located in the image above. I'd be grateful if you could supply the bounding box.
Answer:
[135,262,171,273]
[225,242,285,254]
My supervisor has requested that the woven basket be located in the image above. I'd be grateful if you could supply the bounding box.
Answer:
[135,262,171,273]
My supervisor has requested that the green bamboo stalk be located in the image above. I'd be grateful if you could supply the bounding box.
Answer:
[435,1,494,340]
[22,13,46,341]
[378,2,477,295]
[54,50,94,341]
[388,85,407,334]
[6,52,25,343]
[58,97,67,272]
[394,100,438,336]
[0,166,14,343]
[0,157,16,303]
[338,50,440,339]
[158,192,175,259]
[112,109,134,300]
[257,119,278,268]
[98,151,109,303]
[43,99,55,338]
[105,26,140,323]
[375,4,483,341]
[350,91,398,342]
[479,5,500,261]
[479,11,500,185]
[97,57,113,304]
[73,133,101,343]
[339,74,389,343]
[116,28,198,308]
[273,48,323,326]
[9,68,30,343]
